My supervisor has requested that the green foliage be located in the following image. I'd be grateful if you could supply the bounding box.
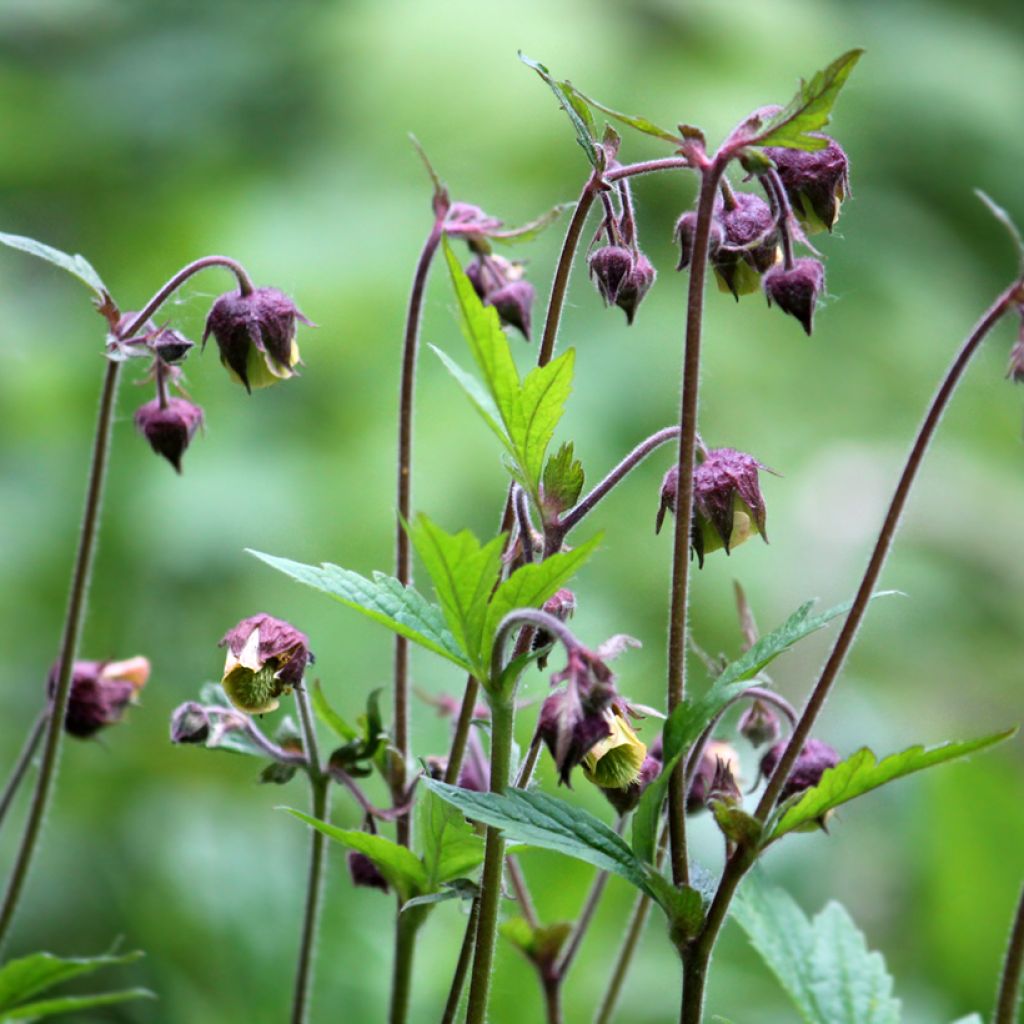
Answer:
[518,53,601,167]
[0,950,153,1021]
[631,595,888,862]
[441,233,575,502]
[326,689,388,777]
[0,233,109,302]
[417,791,486,890]
[751,49,864,150]
[731,874,901,1024]
[310,680,358,742]
[500,917,571,966]
[249,550,472,671]
[768,729,1017,841]
[489,203,576,245]
[408,515,507,680]
[541,442,585,519]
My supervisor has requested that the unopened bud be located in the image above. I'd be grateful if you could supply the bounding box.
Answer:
[347,851,389,893]
[614,253,656,325]
[765,136,850,234]
[134,397,204,473]
[487,280,535,340]
[170,701,211,744]
[51,656,150,739]
[151,326,195,364]
[738,699,780,748]
[759,737,839,803]
[711,193,780,299]
[675,211,722,271]
[588,246,635,306]
[763,258,826,336]
[687,740,740,813]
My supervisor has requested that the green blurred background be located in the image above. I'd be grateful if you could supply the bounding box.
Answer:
[1,0,1022,1020]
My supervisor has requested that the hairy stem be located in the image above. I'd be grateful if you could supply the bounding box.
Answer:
[132,257,254,327]
[441,898,480,1024]
[667,152,728,890]
[508,855,539,929]
[394,216,446,846]
[0,710,47,836]
[995,883,1024,1024]
[389,905,427,1024]
[0,357,121,949]
[290,684,327,1024]
[465,695,515,1024]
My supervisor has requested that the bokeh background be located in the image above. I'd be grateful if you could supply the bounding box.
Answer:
[1,1,1023,1021]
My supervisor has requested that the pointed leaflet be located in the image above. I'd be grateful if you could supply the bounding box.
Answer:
[542,441,585,517]
[488,203,576,246]
[0,232,109,301]
[310,680,358,741]
[429,345,511,452]
[631,595,892,862]
[0,951,146,1012]
[731,874,900,1024]
[749,50,864,151]
[249,550,471,672]
[976,190,1024,274]
[518,53,600,168]
[409,515,507,677]
[559,81,682,145]
[768,729,1016,841]
[417,790,485,889]
[0,989,156,1020]
[282,809,428,903]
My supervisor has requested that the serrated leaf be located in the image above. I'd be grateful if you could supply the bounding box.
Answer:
[731,874,901,1024]
[769,729,1016,841]
[311,680,357,742]
[417,791,485,889]
[424,779,663,903]
[752,50,864,150]
[249,550,471,672]
[1,988,155,1020]
[515,352,575,493]
[282,808,428,903]
[0,952,144,1013]
[0,233,109,300]
[488,203,575,245]
[631,594,893,862]
[409,516,507,678]
[518,53,600,168]
[542,442,585,517]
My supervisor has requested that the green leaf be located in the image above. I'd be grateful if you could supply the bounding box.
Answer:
[483,534,602,676]
[0,233,109,300]
[976,190,1024,274]
[518,53,600,168]
[0,952,144,1013]
[769,729,1017,841]
[408,516,507,677]
[488,203,575,246]
[249,550,471,672]
[282,809,428,902]
[541,441,585,518]
[424,779,662,902]
[751,50,864,150]
[310,680,358,742]
[417,791,485,889]
[1,988,155,1020]
[731,874,900,1024]
[515,352,576,494]
[429,345,511,452]
[559,82,682,145]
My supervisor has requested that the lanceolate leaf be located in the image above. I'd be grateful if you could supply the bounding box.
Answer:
[417,791,485,888]
[488,203,576,245]
[408,516,507,678]
[731,874,900,1024]
[560,82,682,145]
[769,729,1017,841]
[249,551,471,672]
[0,951,145,1012]
[282,809,428,902]
[0,232,109,300]
[516,353,576,493]
[518,53,600,168]
[430,345,510,451]
[750,49,864,151]
[0,989,156,1020]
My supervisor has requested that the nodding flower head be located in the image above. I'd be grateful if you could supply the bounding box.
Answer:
[738,699,781,748]
[218,613,312,714]
[465,255,534,340]
[581,706,647,789]
[764,258,826,336]
[614,253,656,325]
[347,851,389,893]
[687,740,741,813]
[203,287,312,392]
[600,751,661,816]
[588,246,635,306]
[765,135,850,234]
[711,192,780,298]
[134,397,204,473]
[675,211,723,272]
[656,448,770,568]
[759,737,840,804]
[51,656,150,738]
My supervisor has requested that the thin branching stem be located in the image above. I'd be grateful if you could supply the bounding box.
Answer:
[995,883,1024,1024]
[441,899,480,1024]
[0,710,47,836]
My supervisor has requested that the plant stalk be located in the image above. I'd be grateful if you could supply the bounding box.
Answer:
[441,898,480,1024]
[0,710,47,836]
[995,882,1024,1024]
[389,904,427,1024]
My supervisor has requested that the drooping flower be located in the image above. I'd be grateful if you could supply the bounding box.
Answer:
[763,258,826,336]
[218,614,312,714]
[710,192,780,298]
[759,737,839,803]
[134,397,204,473]
[687,740,742,813]
[50,657,150,738]
[765,136,851,234]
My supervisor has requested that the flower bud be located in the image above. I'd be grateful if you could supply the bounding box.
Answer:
[588,246,635,306]
[487,280,535,341]
[711,193,780,299]
[687,740,740,813]
[539,690,612,787]
[765,136,850,234]
[50,656,150,738]
[614,254,656,325]
[134,397,204,473]
[759,737,839,803]
[675,212,723,271]
[347,851,389,893]
[151,326,195,364]
[738,699,780,748]
[763,258,826,336]
[170,701,211,744]
[600,752,661,816]
[202,287,312,392]
[218,613,312,714]
[581,707,647,789]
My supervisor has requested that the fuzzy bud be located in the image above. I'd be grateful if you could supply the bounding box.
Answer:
[711,193,780,299]
[170,701,211,744]
[50,657,150,739]
[738,699,780,748]
[760,737,840,803]
[765,136,850,234]
[600,752,661,816]
[763,258,826,336]
[134,397,204,473]
[218,613,312,714]
[687,741,740,813]
[615,253,656,325]
[588,246,635,306]
[347,851,389,893]
[203,287,312,392]
[151,326,195,364]
[487,280,535,341]
[674,211,723,271]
